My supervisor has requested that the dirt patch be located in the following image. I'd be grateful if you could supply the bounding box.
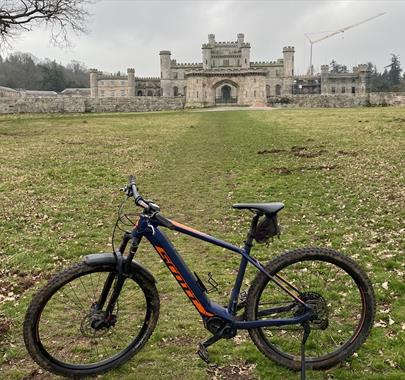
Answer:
[271,167,292,175]
[257,148,286,155]
[336,150,359,157]
[387,118,405,123]
[207,361,256,380]
[0,269,44,304]
[270,164,337,175]
[299,164,337,171]
[0,316,12,337]
[290,146,328,158]
[22,369,53,380]
[157,335,195,348]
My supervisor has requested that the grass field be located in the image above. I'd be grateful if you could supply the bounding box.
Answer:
[0,108,404,379]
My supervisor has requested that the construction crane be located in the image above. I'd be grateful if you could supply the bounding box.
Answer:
[305,12,386,75]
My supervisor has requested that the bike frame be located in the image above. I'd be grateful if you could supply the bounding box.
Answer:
[121,212,314,330]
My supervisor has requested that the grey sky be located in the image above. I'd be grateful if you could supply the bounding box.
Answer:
[9,0,405,76]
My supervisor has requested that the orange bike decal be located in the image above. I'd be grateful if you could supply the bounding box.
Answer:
[154,246,214,317]
[170,220,209,238]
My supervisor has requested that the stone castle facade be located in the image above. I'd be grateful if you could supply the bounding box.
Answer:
[89,33,370,107]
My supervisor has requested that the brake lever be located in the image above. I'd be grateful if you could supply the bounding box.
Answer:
[120,185,133,197]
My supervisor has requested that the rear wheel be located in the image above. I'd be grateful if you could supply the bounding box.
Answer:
[24,262,160,377]
[245,247,375,370]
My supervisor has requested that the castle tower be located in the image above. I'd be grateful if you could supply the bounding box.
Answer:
[202,45,212,70]
[320,65,330,94]
[208,34,215,46]
[321,64,329,74]
[241,41,250,69]
[159,50,172,97]
[282,46,295,95]
[282,46,295,77]
[357,64,370,94]
[127,68,135,97]
[237,33,245,47]
[89,69,98,98]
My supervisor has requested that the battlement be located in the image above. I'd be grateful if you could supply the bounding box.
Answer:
[283,46,295,53]
[321,64,370,75]
[251,60,282,66]
[202,41,250,48]
[98,74,128,80]
[172,62,203,67]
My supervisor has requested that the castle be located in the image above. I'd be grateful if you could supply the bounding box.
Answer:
[89,33,370,107]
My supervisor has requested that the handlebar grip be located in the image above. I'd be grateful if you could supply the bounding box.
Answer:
[128,175,136,186]
[128,175,148,209]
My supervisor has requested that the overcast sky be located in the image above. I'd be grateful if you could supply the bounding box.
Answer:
[8,0,405,76]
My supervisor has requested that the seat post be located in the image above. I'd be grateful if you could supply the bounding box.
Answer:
[227,213,261,315]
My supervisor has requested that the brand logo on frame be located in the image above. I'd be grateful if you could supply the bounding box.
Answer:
[154,246,213,317]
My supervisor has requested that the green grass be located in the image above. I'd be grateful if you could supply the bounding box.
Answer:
[0,108,404,379]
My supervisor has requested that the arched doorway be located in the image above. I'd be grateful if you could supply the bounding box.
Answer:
[137,90,143,96]
[213,80,238,105]
[221,85,231,100]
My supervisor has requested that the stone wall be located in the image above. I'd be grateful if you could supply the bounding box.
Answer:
[0,96,185,114]
[267,92,405,108]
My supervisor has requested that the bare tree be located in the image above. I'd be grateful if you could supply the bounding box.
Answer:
[0,0,90,48]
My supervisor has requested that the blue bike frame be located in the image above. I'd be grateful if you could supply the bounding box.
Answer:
[133,213,313,329]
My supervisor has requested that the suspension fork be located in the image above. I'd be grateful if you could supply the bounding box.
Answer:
[95,232,141,313]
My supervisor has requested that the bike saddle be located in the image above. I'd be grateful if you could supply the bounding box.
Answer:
[232,202,284,215]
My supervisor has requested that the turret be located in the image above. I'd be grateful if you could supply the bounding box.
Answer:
[282,46,295,77]
[237,33,244,47]
[321,64,329,74]
[208,34,215,46]
[357,64,371,94]
[202,46,211,70]
[159,51,172,97]
[127,68,135,97]
[89,69,98,98]
[241,43,250,69]
[159,51,171,80]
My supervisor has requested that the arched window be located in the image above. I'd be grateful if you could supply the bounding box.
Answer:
[147,90,153,96]
[275,85,281,96]
[266,85,271,97]
[173,86,178,96]
[183,86,187,96]
[137,90,143,96]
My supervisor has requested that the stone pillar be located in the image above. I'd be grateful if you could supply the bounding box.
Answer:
[89,69,98,98]
[127,68,135,97]
[160,50,172,97]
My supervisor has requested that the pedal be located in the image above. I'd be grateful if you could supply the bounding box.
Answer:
[197,342,210,364]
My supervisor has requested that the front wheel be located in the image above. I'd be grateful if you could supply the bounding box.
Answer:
[24,262,160,378]
[245,247,375,370]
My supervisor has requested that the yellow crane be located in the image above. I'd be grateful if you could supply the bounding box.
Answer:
[305,12,386,75]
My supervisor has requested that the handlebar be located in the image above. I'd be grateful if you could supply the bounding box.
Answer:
[126,175,157,211]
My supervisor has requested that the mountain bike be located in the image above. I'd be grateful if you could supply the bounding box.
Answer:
[24,176,375,379]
